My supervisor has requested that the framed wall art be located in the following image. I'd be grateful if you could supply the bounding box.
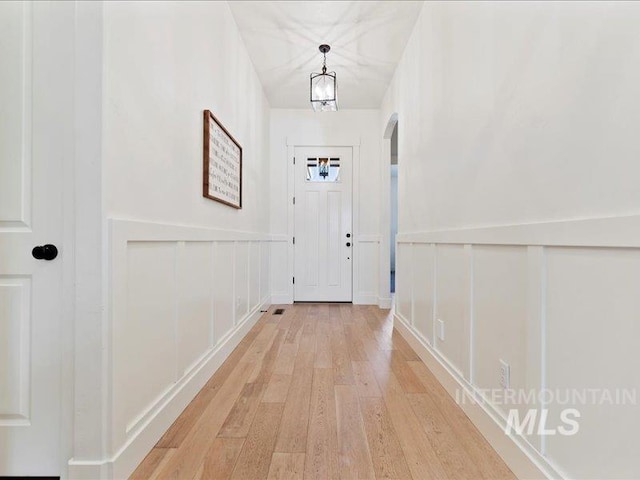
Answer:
[203,110,242,209]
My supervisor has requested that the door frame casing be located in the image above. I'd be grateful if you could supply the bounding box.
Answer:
[63,2,108,478]
[378,113,398,309]
[283,137,362,304]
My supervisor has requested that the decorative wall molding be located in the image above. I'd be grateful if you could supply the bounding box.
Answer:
[397,213,640,248]
[392,214,640,479]
[76,219,272,480]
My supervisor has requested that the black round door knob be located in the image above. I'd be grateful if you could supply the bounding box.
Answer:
[346,242,351,247]
[32,244,58,261]
[346,233,351,238]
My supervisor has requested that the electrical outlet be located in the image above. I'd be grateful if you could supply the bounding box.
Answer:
[499,359,510,389]
[436,318,445,341]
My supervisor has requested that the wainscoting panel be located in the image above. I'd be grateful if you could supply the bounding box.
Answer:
[473,245,529,419]
[249,241,261,311]
[177,241,214,376]
[411,243,434,345]
[395,242,412,321]
[234,242,249,323]
[545,247,640,479]
[434,244,469,379]
[108,219,272,479]
[260,241,270,303]
[213,241,235,343]
[393,215,640,480]
[124,242,177,432]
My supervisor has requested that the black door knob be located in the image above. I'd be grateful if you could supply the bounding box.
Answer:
[32,244,58,261]
[346,242,351,247]
[346,233,351,238]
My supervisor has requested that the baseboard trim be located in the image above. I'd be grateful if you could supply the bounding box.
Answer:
[353,293,378,305]
[393,311,564,480]
[378,296,392,309]
[68,299,270,480]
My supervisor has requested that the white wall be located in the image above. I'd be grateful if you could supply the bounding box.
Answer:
[104,1,270,231]
[84,2,273,478]
[384,1,640,233]
[269,109,381,305]
[385,2,640,479]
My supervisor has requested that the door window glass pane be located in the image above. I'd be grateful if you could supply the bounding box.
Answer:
[306,157,341,182]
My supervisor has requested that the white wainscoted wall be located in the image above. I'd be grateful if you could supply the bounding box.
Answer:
[394,219,640,479]
[269,109,382,305]
[107,220,271,478]
[383,2,640,479]
[67,2,273,478]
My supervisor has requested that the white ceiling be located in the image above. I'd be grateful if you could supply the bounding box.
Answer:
[228,1,423,109]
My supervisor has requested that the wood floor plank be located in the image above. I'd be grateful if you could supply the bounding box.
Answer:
[218,381,268,438]
[334,384,376,480]
[155,384,218,448]
[231,402,285,480]
[132,305,516,480]
[338,304,356,325]
[390,329,421,361]
[157,321,265,448]
[201,437,245,479]
[242,323,279,365]
[331,327,355,385]
[389,350,427,393]
[360,397,412,480]
[284,315,304,345]
[372,369,448,480]
[267,453,305,480]
[275,334,316,452]
[305,368,339,480]
[129,447,175,480]
[408,361,516,479]
[351,361,382,398]
[154,360,256,478]
[273,343,299,375]
[314,330,333,368]
[407,393,483,479]
[263,374,292,403]
[250,329,286,383]
[344,323,369,361]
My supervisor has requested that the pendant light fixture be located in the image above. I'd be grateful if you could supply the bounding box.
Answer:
[310,44,338,112]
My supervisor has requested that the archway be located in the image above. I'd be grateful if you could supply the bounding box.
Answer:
[379,113,398,308]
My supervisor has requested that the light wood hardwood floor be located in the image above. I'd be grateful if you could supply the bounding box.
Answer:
[130,304,516,480]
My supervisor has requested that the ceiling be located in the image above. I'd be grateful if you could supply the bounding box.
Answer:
[228,1,424,109]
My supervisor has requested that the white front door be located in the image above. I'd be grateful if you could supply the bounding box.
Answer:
[0,2,67,475]
[294,147,353,302]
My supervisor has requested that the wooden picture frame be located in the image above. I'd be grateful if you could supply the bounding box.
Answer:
[203,110,243,209]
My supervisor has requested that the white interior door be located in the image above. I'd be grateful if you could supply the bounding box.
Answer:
[0,2,67,475]
[294,146,353,302]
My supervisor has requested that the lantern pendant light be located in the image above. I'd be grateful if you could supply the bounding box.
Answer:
[310,44,338,112]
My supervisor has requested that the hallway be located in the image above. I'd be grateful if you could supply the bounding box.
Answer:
[131,304,514,479]
[4,1,640,478]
